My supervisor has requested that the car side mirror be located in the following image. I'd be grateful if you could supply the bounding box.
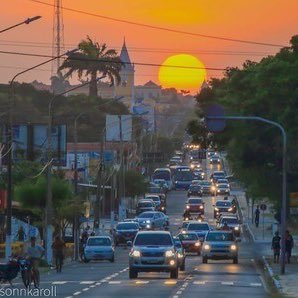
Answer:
[127,241,132,247]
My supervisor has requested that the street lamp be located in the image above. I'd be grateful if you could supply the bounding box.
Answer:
[5,49,77,260]
[46,76,106,264]
[0,16,42,34]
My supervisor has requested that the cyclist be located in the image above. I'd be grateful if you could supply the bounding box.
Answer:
[52,236,65,273]
[26,236,44,287]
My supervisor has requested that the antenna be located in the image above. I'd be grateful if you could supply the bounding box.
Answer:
[51,0,64,76]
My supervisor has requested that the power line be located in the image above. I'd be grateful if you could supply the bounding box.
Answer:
[29,0,286,48]
[0,50,226,71]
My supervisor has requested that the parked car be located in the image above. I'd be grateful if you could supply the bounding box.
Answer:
[136,211,168,230]
[83,236,115,263]
[113,222,140,246]
[202,231,239,264]
[128,231,179,279]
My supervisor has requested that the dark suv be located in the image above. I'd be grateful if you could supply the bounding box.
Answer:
[113,222,140,246]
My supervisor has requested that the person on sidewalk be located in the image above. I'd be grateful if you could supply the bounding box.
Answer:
[17,226,25,242]
[271,231,281,263]
[52,236,66,273]
[285,230,294,264]
[255,205,260,228]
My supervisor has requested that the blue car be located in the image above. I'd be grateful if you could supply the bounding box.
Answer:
[84,236,115,263]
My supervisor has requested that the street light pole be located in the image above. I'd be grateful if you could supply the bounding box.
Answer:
[206,115,287,274]
[0,16,42,34]
[5,48,76,260]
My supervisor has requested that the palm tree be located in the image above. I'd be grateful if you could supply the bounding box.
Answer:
[59,36,122,97]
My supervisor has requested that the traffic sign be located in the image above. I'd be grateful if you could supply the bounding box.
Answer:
[206,104,226,132]
[260,204,267,211]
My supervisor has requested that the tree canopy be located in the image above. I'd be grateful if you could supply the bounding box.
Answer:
[188,35,298,208]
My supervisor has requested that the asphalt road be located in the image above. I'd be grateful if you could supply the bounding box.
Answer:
[4,163,269,298]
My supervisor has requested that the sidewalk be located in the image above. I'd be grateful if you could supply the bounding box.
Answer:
[235,189,298,297]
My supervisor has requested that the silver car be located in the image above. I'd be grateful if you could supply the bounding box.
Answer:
[136,211,168,230]
[128,231,179,279]
[202,231,239,264]
[83,236,115,263]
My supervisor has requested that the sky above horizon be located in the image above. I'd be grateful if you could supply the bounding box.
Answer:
[1,0,298,93]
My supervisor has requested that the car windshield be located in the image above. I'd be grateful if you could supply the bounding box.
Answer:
[116,223,139,230]
[218,179,228,183]
[134,233,173,246]
[138,202,153,207]
[87,238,111,246]
[200,181,211,186]
[147,197,160,202]
[189,186,201,191]
[187,223,209,231]
[178,233,198,241]
[188,198,203,204]
[138,213,154,218]
[206,232,234,241]
[218,184,228,188]
[148,187,162,193]
[221,218,238,224]
[216,201,232,207]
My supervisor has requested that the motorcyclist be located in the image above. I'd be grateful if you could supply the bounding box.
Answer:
[183,209,192,220]
[26,236,44,279]
[222,222,230,231]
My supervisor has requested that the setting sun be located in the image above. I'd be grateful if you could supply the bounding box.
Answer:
[158,54,207,91]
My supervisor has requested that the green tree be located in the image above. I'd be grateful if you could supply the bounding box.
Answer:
[124,170,148,197]
[59,36,122,97]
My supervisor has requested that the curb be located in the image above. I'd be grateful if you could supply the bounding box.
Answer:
[262,256,282,291]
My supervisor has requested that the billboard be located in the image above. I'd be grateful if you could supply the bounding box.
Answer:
[105,115,132,142]
[2,124,67,166]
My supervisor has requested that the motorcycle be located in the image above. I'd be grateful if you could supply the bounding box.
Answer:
[0,257,20,286]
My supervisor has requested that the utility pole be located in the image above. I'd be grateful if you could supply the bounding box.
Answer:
[118,115,125,220]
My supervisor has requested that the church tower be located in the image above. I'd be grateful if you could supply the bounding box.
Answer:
[115,39,135,111]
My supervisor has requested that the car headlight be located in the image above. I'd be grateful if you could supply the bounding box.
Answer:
[214,207,219,211]
[228,208,233,212]
[132,250,141,257]
[185,217,189,221]
[161,206,165,210]
[165,250,175,257]
[230,245,237,251]
[195,242,201,247]
[234,226,239,231]
[211,186,216,191]
[178,253,184,258]
[203,244,210,250]
[199,205,204,209]
[186,205,190,209]
[146,224,151,229]
[146,220,151,223]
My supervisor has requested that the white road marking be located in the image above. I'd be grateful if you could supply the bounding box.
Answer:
[95,282,101,286]
[193,281,206,285]
[82,288,89,292]
[53,281,67,285]
[73,292,81,296]
[173,296,179,298]
[250,283,262,287]
[135,280,149,284]
[80,281,95,284]
[176,291,182,294]
[65,296,73,298]
[90,285,96,288]
[221,281,234,286]
[109,281,122,284]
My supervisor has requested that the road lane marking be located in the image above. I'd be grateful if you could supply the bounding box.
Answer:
[90,285,96,288]
[164,280,177,285]
[53,281,67,285]
[135,281,149,284]
[221,281,234,285]
[108,281,122,284]
[80,281,95,284]
[176,291,182,294]
[82,288,89,292]
[73,292,81,296]
[193,281,206,285]
[250,283,262,287]
[95,282,101,286]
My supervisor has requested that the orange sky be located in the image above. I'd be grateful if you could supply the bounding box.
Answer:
[1,0,298,92]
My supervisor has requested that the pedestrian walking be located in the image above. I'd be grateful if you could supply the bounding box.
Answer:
[16,226,25,242]
[255,205,260,228]
[285,230,294,264]
[271,231,281,263]
[52,236,66,273]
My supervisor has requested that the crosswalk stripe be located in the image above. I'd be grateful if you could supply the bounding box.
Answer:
[250,283,262,287]
[221,282,234,285]
[108,281,122,284]
[135,281,149,284]
[80,281,95,285]
[193,281,206,285]
[53,281,67,285]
